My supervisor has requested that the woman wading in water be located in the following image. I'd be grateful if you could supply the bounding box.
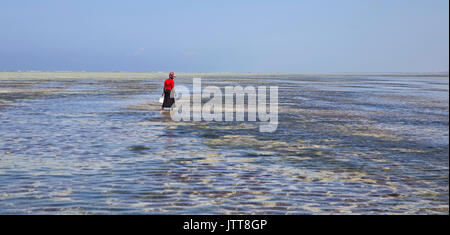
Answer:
[161,72,175,111]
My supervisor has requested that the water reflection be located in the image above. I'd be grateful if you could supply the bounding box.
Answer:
[0,73,448,214]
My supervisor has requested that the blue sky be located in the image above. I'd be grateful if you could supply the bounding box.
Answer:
[0,0,448,73]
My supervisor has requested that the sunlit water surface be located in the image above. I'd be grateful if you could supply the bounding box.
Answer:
[0,73,448,214]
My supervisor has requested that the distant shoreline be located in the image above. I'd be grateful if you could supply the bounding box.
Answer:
[0,71,448,80]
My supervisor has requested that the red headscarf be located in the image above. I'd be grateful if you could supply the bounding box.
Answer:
[169,72,175,79]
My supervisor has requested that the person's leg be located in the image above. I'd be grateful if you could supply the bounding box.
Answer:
[161,89,170,111]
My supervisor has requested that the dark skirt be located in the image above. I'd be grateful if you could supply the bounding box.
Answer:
[162,89,175,108]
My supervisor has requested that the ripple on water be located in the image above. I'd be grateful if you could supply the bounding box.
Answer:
[0,74,448,214]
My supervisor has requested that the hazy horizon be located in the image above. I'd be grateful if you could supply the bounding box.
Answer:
[1,70,449,74]
[1,0,448,73]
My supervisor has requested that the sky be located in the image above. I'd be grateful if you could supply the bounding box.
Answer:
[0,0,448,73]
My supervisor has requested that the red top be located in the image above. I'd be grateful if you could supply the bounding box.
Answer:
[164,78,174,90]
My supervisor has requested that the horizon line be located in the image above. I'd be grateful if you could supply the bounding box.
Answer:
[0,70,448,75]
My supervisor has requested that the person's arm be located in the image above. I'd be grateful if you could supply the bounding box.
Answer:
[162,80,166,95]
[171,81,175,97]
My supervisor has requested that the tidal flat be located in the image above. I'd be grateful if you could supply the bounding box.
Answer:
[0,72,448,214]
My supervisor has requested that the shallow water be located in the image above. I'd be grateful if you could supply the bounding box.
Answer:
[0,73,448,214]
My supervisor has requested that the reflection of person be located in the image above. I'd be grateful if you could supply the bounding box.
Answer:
[161,72,175,111]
